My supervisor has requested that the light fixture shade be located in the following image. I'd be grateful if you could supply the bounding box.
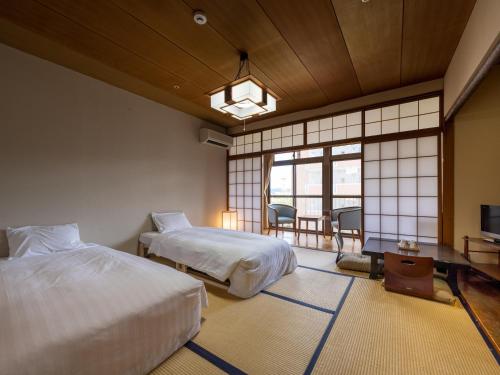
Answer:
[209,76,277,120]
[222,210,238,230]
[210,90,227,113]
[231,80,263,104]
[260,94,276,115]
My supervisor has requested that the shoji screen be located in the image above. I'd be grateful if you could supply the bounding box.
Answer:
[307,111,362,144]
[262,123,304,151]
[228,157,262,233]
[364,96,440,136]
[229,133,261,156]
[364,135,439,243]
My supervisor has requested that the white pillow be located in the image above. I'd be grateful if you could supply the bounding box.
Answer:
[152,212,192,233]
[6,223,87,258]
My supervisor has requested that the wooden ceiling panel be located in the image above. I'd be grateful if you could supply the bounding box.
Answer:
[0,17,235,126]
[331,0,403,94]
[0,0,205,101]
[0,0,473,127]
[111,0,290,109]
[38,0,227,91]
[257,0,361,103]
[184,0,329,110]
[401,0,476,85]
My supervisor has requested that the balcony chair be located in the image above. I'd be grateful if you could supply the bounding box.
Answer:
[330,206,362,242]
[267,204,297,237]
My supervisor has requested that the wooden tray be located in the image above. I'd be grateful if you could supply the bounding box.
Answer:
[398,244,420,252]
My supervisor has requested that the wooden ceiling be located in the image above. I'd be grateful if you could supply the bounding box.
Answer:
[0,0,476,127]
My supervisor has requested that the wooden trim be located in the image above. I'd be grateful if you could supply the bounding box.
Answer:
[437,131,443,244]
[226,150,230,211]
[445,35,500,122]
[273,156,323,166]
[322,145,331,235]
[330,152,362,161]
[442,119,454,246]
[362,127,440,144]
[360,110,365,244]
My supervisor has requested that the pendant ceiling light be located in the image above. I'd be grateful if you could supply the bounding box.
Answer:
[209,52,278,120]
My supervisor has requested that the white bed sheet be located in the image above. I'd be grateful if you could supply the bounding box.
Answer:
[139,231,162,247]
[147,227,297,298]
[0,245,207,375]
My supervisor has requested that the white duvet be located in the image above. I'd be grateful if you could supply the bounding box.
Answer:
[0,245,207,375]
[148,227,297,298]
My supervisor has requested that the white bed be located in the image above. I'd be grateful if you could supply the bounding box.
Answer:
[0,245,207,375]
[141,226,297,298]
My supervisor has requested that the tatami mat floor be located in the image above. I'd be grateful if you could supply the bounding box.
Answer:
[151,247,499,374]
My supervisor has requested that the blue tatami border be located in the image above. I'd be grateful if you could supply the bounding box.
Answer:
[185,341,247,375]
[298,264,367,279]
[303,276,355,375]
[261,289,336,314]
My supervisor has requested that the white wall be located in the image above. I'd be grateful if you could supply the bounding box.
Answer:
[0,43,227,256]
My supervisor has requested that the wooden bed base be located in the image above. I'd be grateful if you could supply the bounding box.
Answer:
[137,241,230,292]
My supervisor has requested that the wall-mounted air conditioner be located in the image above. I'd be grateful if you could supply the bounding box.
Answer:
[199,128,234,149]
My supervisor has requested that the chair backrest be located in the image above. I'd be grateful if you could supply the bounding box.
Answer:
[331,206,361,221]
[384,252,434,299]
[337,208,361,231]
[267,204,296,223]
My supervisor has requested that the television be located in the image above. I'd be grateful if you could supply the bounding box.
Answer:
[480,204,500,242]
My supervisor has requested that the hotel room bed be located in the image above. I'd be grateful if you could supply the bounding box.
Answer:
[139,226,298,298]
[0,245,207,375]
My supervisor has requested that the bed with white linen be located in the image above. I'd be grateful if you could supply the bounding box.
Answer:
[139,212,297,298]
[1,224,207,375]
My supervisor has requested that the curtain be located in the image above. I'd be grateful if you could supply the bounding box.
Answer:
[262,153,274,229]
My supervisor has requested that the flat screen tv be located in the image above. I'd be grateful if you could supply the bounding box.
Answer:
[480,204,500,241]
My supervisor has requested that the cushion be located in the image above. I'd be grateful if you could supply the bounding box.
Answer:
[278,216,295,224]
[381,276,457,305]
[152,212,192,233]
[6,223,86,258]
[432,277,457,305]
[336,253,371,273]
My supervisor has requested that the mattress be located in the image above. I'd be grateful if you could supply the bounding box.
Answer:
[147,227,297,298]
[0,245,207,375]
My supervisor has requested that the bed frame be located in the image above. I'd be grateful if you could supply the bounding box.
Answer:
[137,241,230,291]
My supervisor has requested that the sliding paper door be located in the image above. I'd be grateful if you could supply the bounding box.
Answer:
[364,136,439,243]
[228,157,262,233]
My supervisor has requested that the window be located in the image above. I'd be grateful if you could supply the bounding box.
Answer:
[332,143,362,156]
[296,163,323,228]
[270,152,323,230]
[270,165,292,195]
[274,148,323,162]
[295,148,323,159]
[269,165,295,222]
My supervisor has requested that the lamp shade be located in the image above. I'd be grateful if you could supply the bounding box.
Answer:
[222,210,238,230]
[209,76,277,120]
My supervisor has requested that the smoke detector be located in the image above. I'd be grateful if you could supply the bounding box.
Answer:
[193,10,207,25]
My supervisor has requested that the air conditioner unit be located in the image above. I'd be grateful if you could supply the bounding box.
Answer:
[199,128,234,149]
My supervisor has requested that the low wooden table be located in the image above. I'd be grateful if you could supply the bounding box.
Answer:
[362,238,470,294]
[297,215,326,243]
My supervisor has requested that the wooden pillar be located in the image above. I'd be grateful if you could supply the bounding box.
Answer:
[442,119,455,247]
[322,146,332,236]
